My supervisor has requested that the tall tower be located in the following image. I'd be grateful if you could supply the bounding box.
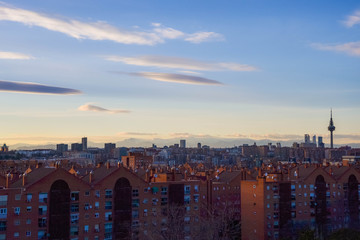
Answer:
[328,109,335,149]
[82,137,88,151]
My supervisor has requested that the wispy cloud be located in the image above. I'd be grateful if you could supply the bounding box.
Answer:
[344,10,360,27]
[170,132,213,138]
[0,5,223,45]
[0,80,81,95]
[104,55,256,71]
[0,51,34,60]
[312,42,360,56]
[78,104,130,114]
[117,72,223,85]
[185,32,224,43]
[117,132,157,136]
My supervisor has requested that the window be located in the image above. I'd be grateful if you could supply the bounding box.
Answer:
[184,185,191,195]
[26,206,31,212]
[38,217,47,228]
[38,230,46,239]
[184,195,190,204]
[95,213,99,218]
[26,231,31,237]
[95,190,100,198]
[194,185,199,193]
[0,221,6,231]
[105,212,112,221]
[71,192,79,201]
[14,207,20,215]
[105,189,112,198]
[105,201,112,210]
[161,187,167,195]
[94,224,100,232]
[14,220,20,226]
[39,193,48,203]
[15,194,21,201]
[161,197,168,206]
[26,219,31,224]
[104,222,112,233]
[70,226,79,236]
[194,195,199,203]
[95,202,99,209]
[71,204,79,212]
[132,189,139,197]
[132,210,139,219]
[84,225,89,233]
[14,232,19,237]
[26,194,32,202]
[38,206,47,215]
[84,203,90,210]
[84,191,90,196]
[143,198,148,204]
[71,214,79,224]
[132,199,140,208]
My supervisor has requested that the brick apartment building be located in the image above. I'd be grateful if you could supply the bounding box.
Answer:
[0,161,359,239]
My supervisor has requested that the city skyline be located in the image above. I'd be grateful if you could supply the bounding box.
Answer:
[0,1,360,146]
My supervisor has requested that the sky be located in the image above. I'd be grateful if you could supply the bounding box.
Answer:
[0,0,360,148]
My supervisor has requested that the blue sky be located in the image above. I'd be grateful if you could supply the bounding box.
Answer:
[0,0,360,147]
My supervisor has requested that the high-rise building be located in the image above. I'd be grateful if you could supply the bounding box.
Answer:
[312,135,316,145]
[71,143,82,152]
[304,134,311,143]
[82,137,87,151]
[104,143,116,158]
[180,139,186,148]
[56,143,68,153]
[328,109,336,148]
[197,143,201,149]
[318,136,324,148]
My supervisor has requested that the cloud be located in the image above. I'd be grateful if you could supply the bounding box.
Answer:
[0,51,34,60]
[104,55,256,71]
[334,134,360,140]
[78,104,130,114]
[170,132,214,138]
[312,42,360,56]
[344,10,360,27]
[0,80,81,95]
[118,132,157,136]
[185,32,224,43]
[120,72,223,85]
[0,5,223,45]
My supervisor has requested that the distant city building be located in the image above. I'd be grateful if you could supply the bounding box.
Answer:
[71,143,83,152]
[304,134,311,143]
[0,144,8,152]
[56,143,68,153]
[328,109,336,148]
[180,139,186,148]
[312,135,316,145]
[318,136,324,148]
[104,143,116,158]
[197,142,201,149]
[82,137,88,151]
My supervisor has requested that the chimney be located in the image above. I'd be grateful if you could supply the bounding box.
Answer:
[89,171,93,184]
[22,173,27,186]
[6,173,10,188]
[117,161,121,168]
[106,161,110,169]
